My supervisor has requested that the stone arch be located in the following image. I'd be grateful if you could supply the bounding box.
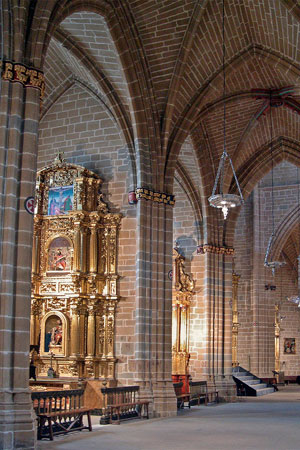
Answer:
[164,44,300,193]
[27,1,161,189]
[222,139,300,248]
[270,204,300,263]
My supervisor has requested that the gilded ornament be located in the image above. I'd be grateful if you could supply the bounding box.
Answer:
[31,157,121,380]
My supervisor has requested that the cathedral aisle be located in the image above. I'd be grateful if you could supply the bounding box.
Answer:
[38,385,300,450]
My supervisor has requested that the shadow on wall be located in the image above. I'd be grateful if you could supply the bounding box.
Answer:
[67,145,134,215]
[175,235,197,271]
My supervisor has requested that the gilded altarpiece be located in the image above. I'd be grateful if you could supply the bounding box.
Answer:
[31,155,121,380]
[172,249,195,377]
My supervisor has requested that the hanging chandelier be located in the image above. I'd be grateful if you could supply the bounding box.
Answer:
[264,92,286,275]
[208,0,244,220]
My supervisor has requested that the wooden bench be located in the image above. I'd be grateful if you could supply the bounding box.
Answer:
[32,389,92,440]
[189,381,219,406]
[101,385,150,424]
[173,381,191,409]
[283,375,300,385]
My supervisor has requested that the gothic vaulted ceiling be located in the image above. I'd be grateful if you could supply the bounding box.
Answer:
[40,0,300,251]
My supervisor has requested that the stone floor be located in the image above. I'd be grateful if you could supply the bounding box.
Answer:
[38,385,300,450]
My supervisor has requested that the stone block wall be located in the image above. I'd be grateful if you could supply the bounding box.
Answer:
[234,161,300,377]
[173,178,207,379]
[38,82,137,385]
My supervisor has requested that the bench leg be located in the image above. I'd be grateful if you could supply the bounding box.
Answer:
[145,403,149,419]
[37,417,44,440]
[87,411,92,431]
[48,417,54,441]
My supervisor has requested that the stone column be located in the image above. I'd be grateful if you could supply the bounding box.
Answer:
[135,197,177,417]
[0,78,40,448]
[201,248,235,400]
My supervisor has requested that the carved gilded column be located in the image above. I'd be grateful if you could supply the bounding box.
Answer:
[31,219,41,275]
[105,301,116,358]
[89,222,98,273]
[73,223,81,272]
[78,304,87,357]
[70,305,79,356]
[30,299,40,346]
[87,306,95,357]
[274,304,280,373]
[232,272,240,367]
[80,228,87,273]
[94,302,102,357]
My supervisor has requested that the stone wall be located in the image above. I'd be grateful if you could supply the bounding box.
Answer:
[38,82,137,384]
[234,161,300,377]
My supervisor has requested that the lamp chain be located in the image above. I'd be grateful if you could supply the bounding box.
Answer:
[270,91,275,236]
[222,0,226,157]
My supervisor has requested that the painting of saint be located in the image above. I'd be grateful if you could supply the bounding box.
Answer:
[48,237,71,271]
[48,185,73,215]
[284,338,296,354]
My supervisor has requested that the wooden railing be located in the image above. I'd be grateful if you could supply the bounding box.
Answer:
[31,389,92,440]
[100,385,149,424]
[32,389,84,414]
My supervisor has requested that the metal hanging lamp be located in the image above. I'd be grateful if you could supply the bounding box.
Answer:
[208,0,244,220]
[264,92,286,275]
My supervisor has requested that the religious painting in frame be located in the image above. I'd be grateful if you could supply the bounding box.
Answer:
[284,338,296,354]
[47,237,72,272]
[48,185,74,215]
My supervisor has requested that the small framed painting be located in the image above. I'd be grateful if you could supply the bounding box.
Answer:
[48,185,73,215]
[284,338,296,354]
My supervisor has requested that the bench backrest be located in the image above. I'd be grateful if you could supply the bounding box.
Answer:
[31,389,84,414]
[101,385,140,406]
[173,382,183,396]
[189,381,207,396]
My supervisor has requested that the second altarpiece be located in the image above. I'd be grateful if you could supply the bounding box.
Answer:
[31,155,121,380]
[172,248,195,388]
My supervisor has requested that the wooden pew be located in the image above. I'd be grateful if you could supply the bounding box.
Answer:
[101,385,150,424]
[173,382,191,409]
[32,389,92,440]
[189,381,219,406]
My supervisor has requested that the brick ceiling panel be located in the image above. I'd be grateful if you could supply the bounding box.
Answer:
[178,135,201,199]
[43,37,110,114]
[239,107,300,167]
[194,97,260,164]
[128,0,196,116]
[203,55,299,109]
[60,12,131,117]
[43,39,73,108]
[169,0,300,133]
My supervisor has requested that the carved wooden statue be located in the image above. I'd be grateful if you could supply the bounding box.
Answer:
[30,154,121,380]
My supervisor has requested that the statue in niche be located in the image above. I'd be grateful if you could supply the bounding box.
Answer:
[178,259,195,292]
[44,315,63,353]
[50,319,63,346]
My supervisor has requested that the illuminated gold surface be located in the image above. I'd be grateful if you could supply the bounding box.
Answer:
[232,272,240,367]
[172,249,194,375]
[31,156,121,379]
